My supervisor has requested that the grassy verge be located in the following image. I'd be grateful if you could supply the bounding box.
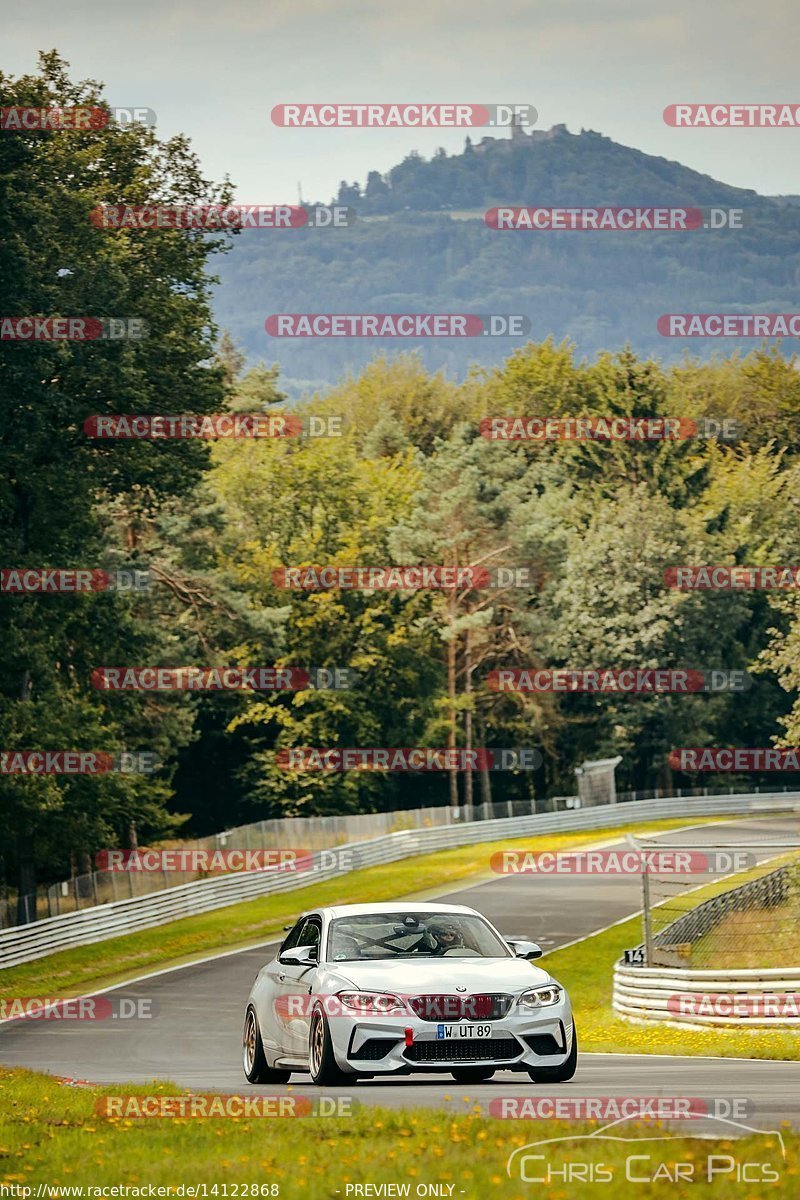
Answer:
[1,1068,795,1197]
[691,900,800,968]
[672,852,800,968]
[0,817,726,1001]
[543,900,800,1059]
[689,855,800,970]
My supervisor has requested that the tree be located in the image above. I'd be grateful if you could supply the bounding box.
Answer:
[209,394,434,815]
[0,52,230,912]
[389,428,549,812]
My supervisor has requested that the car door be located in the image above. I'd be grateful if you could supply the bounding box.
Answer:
[271,916,322,1057]
[258,918,307,1057]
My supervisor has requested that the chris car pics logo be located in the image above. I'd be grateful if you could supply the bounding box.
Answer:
[505,1114,785,1185]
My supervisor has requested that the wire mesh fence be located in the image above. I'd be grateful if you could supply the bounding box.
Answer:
[628,831,800,968]
[2,795,551,929]
[3,782,799,931]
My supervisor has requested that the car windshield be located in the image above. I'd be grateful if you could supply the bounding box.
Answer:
[327,912,511,961]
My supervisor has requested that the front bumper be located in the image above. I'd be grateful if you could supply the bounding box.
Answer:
[328,1002,574,1074]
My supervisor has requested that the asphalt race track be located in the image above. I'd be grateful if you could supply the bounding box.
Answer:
[3,814,800,1123]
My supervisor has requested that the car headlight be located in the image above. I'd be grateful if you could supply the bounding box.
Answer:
[335,991,406,1014]
[518,984,563,1009]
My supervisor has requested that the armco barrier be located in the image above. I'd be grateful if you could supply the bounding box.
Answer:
[1,793,797,970]
[613,963,800,1028]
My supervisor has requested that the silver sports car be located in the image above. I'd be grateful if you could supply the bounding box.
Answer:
[242,902,577,1085]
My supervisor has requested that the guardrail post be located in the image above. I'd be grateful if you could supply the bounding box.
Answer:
[641,865,654,967]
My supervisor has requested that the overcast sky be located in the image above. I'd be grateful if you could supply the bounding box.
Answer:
[5,0,800,202]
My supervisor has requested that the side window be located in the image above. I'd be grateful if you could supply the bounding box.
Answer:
[279,919,306,955]
[298,917,322,952]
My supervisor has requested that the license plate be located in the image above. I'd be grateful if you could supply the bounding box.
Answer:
[436,1023,493,1039]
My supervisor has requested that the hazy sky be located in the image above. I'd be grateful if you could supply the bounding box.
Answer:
[5,0,800,202]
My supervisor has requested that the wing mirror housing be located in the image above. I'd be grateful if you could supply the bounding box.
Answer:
[507,939,543,960]
[279,944,318,966]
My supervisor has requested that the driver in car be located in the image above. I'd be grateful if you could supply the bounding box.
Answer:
[426,919,465,954]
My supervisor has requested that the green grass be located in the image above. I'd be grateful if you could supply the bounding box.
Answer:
[691,899,800,968]
[1,1068,796,1197]
[687,860,800,969]
[0,817,727,1001]
[543,907,800,1060]
[4,813,798,1061]
[651,851,800,965]
[3,819,800,1190]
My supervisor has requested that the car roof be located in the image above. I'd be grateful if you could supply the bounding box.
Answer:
[309,902,480,920]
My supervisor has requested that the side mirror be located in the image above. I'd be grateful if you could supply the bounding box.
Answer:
[507,939,543,960]
[279,944,318,967]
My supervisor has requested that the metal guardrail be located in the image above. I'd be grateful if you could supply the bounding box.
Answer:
[613,856,800,1027]
[4,802,468,929]
[7,782,792,929]
[613,963,800,1027]
[1,792,797,971]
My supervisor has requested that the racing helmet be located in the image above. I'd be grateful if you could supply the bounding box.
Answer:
[428,918,463,948]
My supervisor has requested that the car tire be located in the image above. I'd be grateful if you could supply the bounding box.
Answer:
[309,1007,351,1085]
[243,1005,291,1084]
[526,1021,578,1083]
[450,1068,496,1083]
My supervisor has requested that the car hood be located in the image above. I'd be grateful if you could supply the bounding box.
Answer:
[327,956,552,994]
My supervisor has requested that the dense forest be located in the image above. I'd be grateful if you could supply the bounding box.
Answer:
[3,56,800,907]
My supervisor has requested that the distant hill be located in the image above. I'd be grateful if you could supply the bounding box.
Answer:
[212,125,800,394]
